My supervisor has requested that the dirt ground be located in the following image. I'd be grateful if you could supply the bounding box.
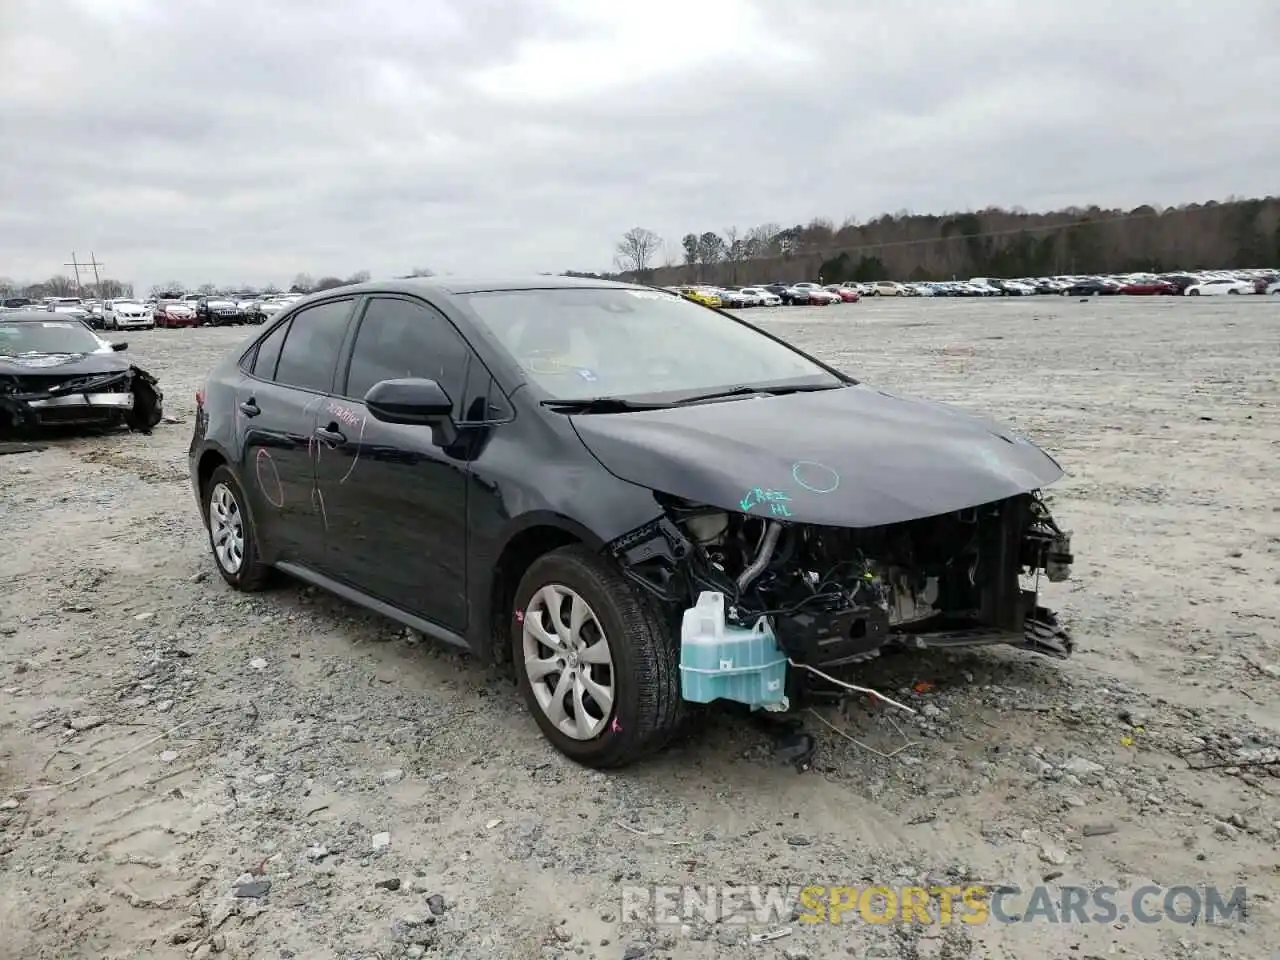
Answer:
[2,296,1278,960]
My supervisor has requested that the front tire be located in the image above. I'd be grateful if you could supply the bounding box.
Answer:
[203,465,271,591]
[512,545,683,768]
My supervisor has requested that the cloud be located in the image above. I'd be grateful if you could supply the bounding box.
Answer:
[2,0,1276,290]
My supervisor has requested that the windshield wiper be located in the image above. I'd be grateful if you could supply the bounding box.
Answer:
[540,397,673,414]
[671,383,845,405]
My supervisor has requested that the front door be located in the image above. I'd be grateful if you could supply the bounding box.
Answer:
[314,296,474,633]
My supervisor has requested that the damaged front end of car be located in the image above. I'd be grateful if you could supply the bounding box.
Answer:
[0,366,164,437]
[606,490,1074,711]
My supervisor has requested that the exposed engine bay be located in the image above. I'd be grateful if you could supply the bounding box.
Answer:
[608,490,1075,680]
[0,366,163,437]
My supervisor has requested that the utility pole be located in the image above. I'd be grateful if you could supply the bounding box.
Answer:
[88,252,103,292]
[64,251,83,291]
[63,251,105,295]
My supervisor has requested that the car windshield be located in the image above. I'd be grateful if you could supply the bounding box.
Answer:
[0,319,104,356]
[461,287,844,403]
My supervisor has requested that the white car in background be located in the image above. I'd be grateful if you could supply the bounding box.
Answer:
[257,297,291,319]
[103,298,154,330]
[738,287,782,307]
[1264,280,1280,296]
[1184,277,1254,296]
[44,297,92,322]
[1001,280,1037,295]
[236,296,262,320]
[867,281,906,296]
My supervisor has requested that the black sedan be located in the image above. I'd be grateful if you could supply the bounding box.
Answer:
[761,282,808,305]
[0,310,163,436]
[189,277,1075,767]
[1060,279,1119,297]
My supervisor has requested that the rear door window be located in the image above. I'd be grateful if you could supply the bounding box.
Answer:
[273,299,355,393]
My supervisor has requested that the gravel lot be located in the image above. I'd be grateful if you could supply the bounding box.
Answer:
[2,296,1278,960]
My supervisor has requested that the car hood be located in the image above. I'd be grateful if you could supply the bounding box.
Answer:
[569,384,1065,528]
[0,351,132,376]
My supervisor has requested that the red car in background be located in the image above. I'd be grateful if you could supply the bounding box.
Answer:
[1118,280,1178,295]
[825,284,861,302]
[154,299,198,327]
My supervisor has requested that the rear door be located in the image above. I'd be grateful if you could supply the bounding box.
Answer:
[236,298,357,565]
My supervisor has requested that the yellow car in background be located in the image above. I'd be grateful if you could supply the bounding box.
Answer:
[677,286,722,308]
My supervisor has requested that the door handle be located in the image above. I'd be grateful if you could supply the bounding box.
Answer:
[239,399,261,417]
[315,425,346,446]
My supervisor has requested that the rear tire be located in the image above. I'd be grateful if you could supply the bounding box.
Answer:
[203,465,272,591]
[512,545,683,768]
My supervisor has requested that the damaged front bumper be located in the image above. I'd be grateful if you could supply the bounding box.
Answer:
[26,391,135,410]
[0,368,163,435]
[607,491,1076,710]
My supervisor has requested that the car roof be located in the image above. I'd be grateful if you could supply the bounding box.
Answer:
[330,275,649,298]
[1,309,83,322]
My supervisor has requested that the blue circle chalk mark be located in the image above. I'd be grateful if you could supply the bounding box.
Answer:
[792,460,839,494]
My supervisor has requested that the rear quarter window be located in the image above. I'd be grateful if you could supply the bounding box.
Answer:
[249,318,291,379]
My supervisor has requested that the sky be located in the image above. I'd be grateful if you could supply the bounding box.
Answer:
[2,0,1277,291]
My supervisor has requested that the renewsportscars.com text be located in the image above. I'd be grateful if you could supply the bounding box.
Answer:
[620,883,1248,926]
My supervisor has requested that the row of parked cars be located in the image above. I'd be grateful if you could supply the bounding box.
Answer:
[0,293,307,330]
[889,270,1279,297]
[664,269,1279,306]
[668,282,862,307]
[841,270,1278,298]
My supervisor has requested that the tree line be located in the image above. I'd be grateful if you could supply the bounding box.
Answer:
[606,195,1280,286]
[0,275,136,300]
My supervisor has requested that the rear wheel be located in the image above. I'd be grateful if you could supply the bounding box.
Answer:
[512,545,683,768]
[203,465,271,591]
[1189,289,1201,296]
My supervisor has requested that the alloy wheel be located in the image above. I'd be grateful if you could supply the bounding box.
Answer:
[208,482,245,574]
[522,584,615,740]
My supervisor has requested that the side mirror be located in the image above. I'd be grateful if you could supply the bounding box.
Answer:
[364,377,457,446]
[111,341,128,352]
